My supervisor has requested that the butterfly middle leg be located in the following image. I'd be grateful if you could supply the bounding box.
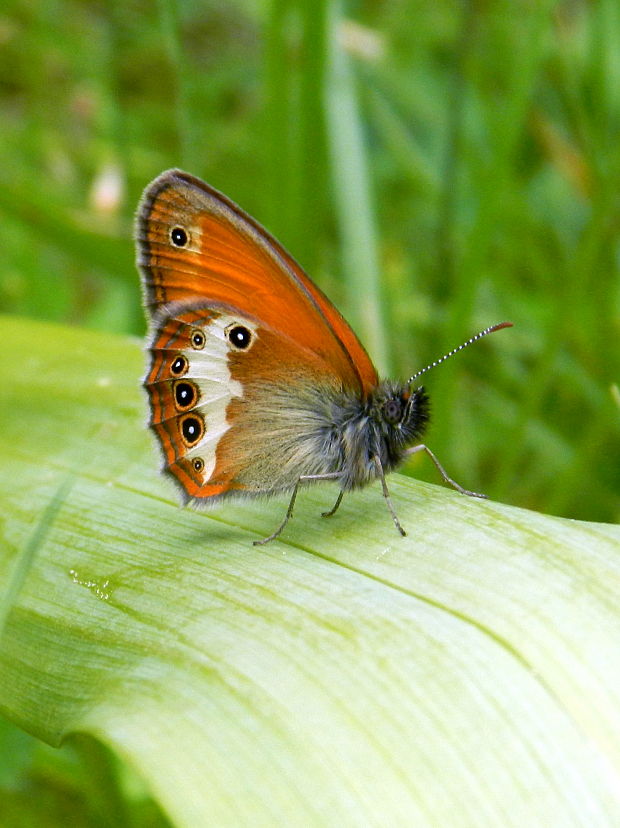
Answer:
[253,472,344,546]
[372,455,407,537]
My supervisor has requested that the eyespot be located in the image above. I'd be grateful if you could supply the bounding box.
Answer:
[192,457,205,473]
[170,226,189,247]
[191,329,206,349]
[174,380,198,411]
[226,324,253,350]
[383,398,403,425]
[180,413,204,447]
[170,355,188,376]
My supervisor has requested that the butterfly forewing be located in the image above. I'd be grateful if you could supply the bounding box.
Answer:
[136,170,379,399]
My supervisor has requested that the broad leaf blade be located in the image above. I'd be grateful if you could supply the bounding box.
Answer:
[1,316,619,826]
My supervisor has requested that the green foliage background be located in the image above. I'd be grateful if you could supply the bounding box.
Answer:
[1,0,619,823]
[2,0,619,522]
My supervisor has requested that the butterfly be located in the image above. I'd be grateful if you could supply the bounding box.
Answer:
[135,169,511,545]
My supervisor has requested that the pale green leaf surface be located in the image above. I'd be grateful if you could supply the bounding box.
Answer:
[1,316,619,826]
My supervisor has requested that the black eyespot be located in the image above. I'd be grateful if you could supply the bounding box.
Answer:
[170,226,188,247]
[191,329,206,349]
[170,355,188,376]
[180,414,204,446]
[383,398,404,425]
[227,325,252,350]
[174,381,198,410]
[192,457,204,473]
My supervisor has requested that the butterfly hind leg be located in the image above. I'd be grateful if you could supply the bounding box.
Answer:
[253,472,343,546]
[321,490,344,518]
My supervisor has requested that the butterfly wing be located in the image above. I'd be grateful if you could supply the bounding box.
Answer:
[136,170,379,503]
[136,169,378,395]
[144,303,352,503]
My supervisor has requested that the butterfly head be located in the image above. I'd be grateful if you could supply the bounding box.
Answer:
[367,380,430,468]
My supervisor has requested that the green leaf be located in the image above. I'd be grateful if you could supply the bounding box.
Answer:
[1,315,619,826]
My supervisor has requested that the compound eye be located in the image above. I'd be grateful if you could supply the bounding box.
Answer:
[383,398,403,425]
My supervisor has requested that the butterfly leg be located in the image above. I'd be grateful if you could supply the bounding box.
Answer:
[253,472,343,546]
[404,444,487,499]
[321,490,344,518]
[373,455,406,537]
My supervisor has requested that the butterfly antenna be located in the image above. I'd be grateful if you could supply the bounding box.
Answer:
[407,321,513,385]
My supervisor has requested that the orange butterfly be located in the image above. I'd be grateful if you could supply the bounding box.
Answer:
[136,170,511,544]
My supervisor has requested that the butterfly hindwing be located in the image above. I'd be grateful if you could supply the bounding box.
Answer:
[145,302,348,503]
[144,305,249,500]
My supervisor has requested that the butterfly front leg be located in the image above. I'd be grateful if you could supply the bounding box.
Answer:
[253,472,344,546]
[404,444,488,499]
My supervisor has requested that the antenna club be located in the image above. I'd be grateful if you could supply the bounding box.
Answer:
[406,321,513,385]
[488,321,513,333]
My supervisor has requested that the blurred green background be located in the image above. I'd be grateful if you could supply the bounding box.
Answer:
[2,0,619,520]
[1,0,619,823]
